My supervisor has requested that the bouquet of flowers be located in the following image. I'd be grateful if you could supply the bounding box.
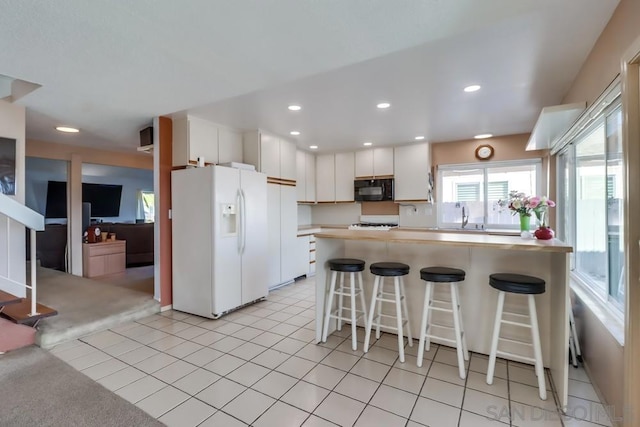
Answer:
[529,195,555,227]
[497,191,535,217]
[497,191,555,226]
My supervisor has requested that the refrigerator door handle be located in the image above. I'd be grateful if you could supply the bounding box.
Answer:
[236,189,242,254]
[241,189,247,254]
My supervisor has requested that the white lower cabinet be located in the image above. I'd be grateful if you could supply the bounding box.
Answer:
[296,235,310,278]
[295,234,317,277]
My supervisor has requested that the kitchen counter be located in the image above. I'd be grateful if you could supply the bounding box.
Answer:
[314,229,572,253]
[315,229,572,408]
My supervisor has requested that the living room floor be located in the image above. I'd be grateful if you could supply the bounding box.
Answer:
[94,265,154,295]
[49,277,612,427]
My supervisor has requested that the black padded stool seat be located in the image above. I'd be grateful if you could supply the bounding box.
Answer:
[489,273,545,294]
[328,258,365,272]
[370,262,410,277]
[420,267,465,283]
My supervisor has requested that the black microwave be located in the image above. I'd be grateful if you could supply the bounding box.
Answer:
[354,178,394,201]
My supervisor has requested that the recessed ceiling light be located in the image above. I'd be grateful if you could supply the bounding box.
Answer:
[464,85,481,92]
[309,145,318,150]
[288,105,302,111]
[376,102,391,109]
[474,133,493,139]
[56,126,79,133]
[415,136,425,140]
[363,142,373,146]
[290,131,300,136]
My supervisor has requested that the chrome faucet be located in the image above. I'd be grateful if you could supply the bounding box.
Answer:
[461,205,469,228]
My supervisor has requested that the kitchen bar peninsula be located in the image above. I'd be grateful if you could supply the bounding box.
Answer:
[314,229,573,408]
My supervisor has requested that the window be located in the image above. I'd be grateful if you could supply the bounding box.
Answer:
[556,88,624,312]
[137,190,155,222]
[438,160,541,229]
[456,183,480,201]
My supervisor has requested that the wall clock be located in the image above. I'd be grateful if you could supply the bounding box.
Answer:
[475,144,494,160]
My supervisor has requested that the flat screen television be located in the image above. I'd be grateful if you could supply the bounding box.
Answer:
[45,181,123,218]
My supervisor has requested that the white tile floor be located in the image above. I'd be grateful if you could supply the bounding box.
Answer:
[50,277,613,427]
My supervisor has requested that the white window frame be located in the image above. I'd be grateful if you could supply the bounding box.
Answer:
[555,80,624,315]
[437,159,543,229]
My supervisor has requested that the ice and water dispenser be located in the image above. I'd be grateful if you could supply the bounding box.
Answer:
[220,203,237,236]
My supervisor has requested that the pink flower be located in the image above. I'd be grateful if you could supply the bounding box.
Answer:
[547,200,556,207]
[529,197,540,208]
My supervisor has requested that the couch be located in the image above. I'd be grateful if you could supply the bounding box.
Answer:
[26,223,68,271]
[102,222,154,267]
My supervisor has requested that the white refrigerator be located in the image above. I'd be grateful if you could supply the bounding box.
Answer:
[171,165,268,318]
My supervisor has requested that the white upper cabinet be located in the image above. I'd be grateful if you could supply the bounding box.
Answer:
[172,116,219,167]
[305,151,316,202]
[218,127,243,164]
[355,149,374,178]
[335,152,355,202]
[280,139,297,181]
[355,147,394,177]
[296,150,316,203]
[296,150,306,201]
[243,130,297,181]
[316,154,336,202]
[393,142,431,201]
[260,132,281,178]
[373,147,394,176]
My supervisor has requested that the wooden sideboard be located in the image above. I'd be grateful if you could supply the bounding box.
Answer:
[82,240,126,278]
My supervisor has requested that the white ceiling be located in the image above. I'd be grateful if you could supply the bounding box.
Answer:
[0,0,619,153]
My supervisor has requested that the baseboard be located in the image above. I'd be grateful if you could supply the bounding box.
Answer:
[160,304,172,312]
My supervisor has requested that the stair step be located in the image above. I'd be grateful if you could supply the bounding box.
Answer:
[1,300,58,326]
[0,290,21,308]
[0,317,36,353]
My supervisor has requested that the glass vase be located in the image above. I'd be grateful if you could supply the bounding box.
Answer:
[519,213,530,232]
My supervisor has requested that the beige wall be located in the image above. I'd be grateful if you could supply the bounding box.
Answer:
[563,0,640,107]
[26,139,153,170]
[431,133,546,166]
[560,0,640,422]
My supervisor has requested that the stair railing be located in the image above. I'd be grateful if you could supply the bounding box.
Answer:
[0,193,44,316]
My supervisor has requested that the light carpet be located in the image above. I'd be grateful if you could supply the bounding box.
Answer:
[33,266,159,349]
[0,346,164,427]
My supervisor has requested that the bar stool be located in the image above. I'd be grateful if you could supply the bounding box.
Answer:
[486,273,547,400]
[363,262,413,363]
[321,258,368,351]
[417,267,469,379]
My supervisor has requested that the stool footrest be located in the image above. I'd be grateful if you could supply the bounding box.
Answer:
[423,334,457,345]
[500,319,533,328]
[426,305,454,314]
[498,336,533,347]
[376,296,406,304]
[496,350,536,364]
[335,288,364,297]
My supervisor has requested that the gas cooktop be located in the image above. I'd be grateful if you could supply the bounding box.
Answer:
[348,222,398,231]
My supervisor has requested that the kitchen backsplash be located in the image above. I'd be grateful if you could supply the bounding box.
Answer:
[298,202,437,228]
[398,203,437,228]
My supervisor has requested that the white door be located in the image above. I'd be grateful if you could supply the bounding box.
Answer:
[212,166,242,314]
[240,169,268,303]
